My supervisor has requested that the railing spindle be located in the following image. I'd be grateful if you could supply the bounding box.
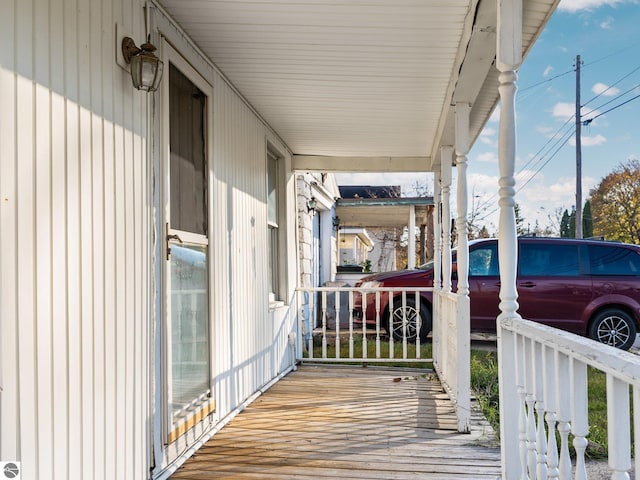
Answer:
[543,346,559,480]
[415,291,421,357]
[534,342,548,480]
[388,294,394,359]
[556,350,572,480]
[402,291,408,359]
[321,291,327,359]
[348,291,354,359]
[362,291,367,359]
[635,386,640,479]
[571,359,588,480]
[607,374,631,479]
[375,291,381,358]
[334,290,340,359]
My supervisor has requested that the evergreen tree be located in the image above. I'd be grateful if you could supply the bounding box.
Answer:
[583,200,593,238]
[560,209,571,238]
[569,208,576,238]
[515,203,527,236]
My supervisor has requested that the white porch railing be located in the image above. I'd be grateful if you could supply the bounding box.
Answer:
[434,290,471,433]
[295,287,433,363]
[499,316,640,480]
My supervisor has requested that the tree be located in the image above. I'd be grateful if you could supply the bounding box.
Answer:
[560,209,571,238]
[590,159,640,244]
[514,203,527,236]
[582,200,593,238]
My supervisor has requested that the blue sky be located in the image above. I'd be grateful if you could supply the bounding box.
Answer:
[337,0,640,234]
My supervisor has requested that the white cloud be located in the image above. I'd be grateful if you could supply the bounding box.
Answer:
[568,134,607,147]
[592,82,620,96]
[466,170,599,233]
[552,102,602,123]
[543,65,554,77]
[476,152,498,163]
[557,0,628,13]
[552,102,575,119]
[600,16,614,28]
[478,127,497,146]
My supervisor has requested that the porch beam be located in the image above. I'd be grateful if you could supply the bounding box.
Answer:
[496,0,523,478]
[292,155,431,173]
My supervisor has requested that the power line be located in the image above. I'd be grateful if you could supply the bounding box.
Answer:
[584,92,640,125]
[471,50,640,225]
[583,82,640,119]
[476,130,574,223]
[582,64,640,108]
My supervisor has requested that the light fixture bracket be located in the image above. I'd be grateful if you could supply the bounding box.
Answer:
[122,36,141,64]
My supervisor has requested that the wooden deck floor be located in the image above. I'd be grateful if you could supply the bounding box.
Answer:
[171,365,501,479]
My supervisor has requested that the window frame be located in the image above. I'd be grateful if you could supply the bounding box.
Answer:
[160,42,216,444]
[267,147,287,305]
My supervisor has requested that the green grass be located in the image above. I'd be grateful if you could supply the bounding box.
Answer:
[305,335,433,368]
[470,349,615,458]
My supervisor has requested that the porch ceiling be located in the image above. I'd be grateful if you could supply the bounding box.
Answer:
[157,0,558,172]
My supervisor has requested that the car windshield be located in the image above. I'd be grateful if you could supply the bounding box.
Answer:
[417,248,458,270]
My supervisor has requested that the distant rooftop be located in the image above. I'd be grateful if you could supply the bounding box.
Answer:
[339,185,401,199]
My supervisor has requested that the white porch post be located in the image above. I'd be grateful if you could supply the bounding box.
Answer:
[432,171,442,365]
[440,146,453,293]
[438,146,453,382]
[408,205,416,269]
[496,0,523,478]
[454,103,471,433]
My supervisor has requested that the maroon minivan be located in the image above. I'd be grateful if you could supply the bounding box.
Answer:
[353,237,640,350]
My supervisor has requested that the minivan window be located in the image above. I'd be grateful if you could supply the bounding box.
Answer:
[519,243,580,276]
[589,245,640,276]
[469,244,498,276]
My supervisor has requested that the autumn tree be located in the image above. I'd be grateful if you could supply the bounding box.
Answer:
[590,159,640,244]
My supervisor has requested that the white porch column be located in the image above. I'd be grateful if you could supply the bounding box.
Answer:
[440,146,453,293]
[454,102,471,433]
[455,103,470,297]
[432,171,442,365]
[407,205,416,269]
[496,0,523,478]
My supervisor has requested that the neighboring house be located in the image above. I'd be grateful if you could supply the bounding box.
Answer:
[296,173,341,289]
[0,1,567,480]
[338,227,374,267]
[337,185,434,271]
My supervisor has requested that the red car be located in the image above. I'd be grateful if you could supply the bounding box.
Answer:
[353,237,640,350]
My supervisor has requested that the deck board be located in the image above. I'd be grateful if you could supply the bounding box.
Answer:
[171,365,501,479]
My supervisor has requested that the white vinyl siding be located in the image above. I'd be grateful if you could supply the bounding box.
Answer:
[0,0,151,479]
[0,2,298,480]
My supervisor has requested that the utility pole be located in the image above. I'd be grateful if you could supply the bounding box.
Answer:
[575,54,583,239]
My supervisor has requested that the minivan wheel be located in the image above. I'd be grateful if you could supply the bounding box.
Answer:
[388,297,432,342]
[589,309,637,350]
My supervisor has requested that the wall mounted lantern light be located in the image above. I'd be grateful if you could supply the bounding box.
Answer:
[306,197,318,214]
[122,36,164,92]
[332,216,340,229]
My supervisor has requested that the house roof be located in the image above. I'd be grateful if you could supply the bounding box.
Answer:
[339,185,401,199]
[157,0,559,172]
[336,197,433,228]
